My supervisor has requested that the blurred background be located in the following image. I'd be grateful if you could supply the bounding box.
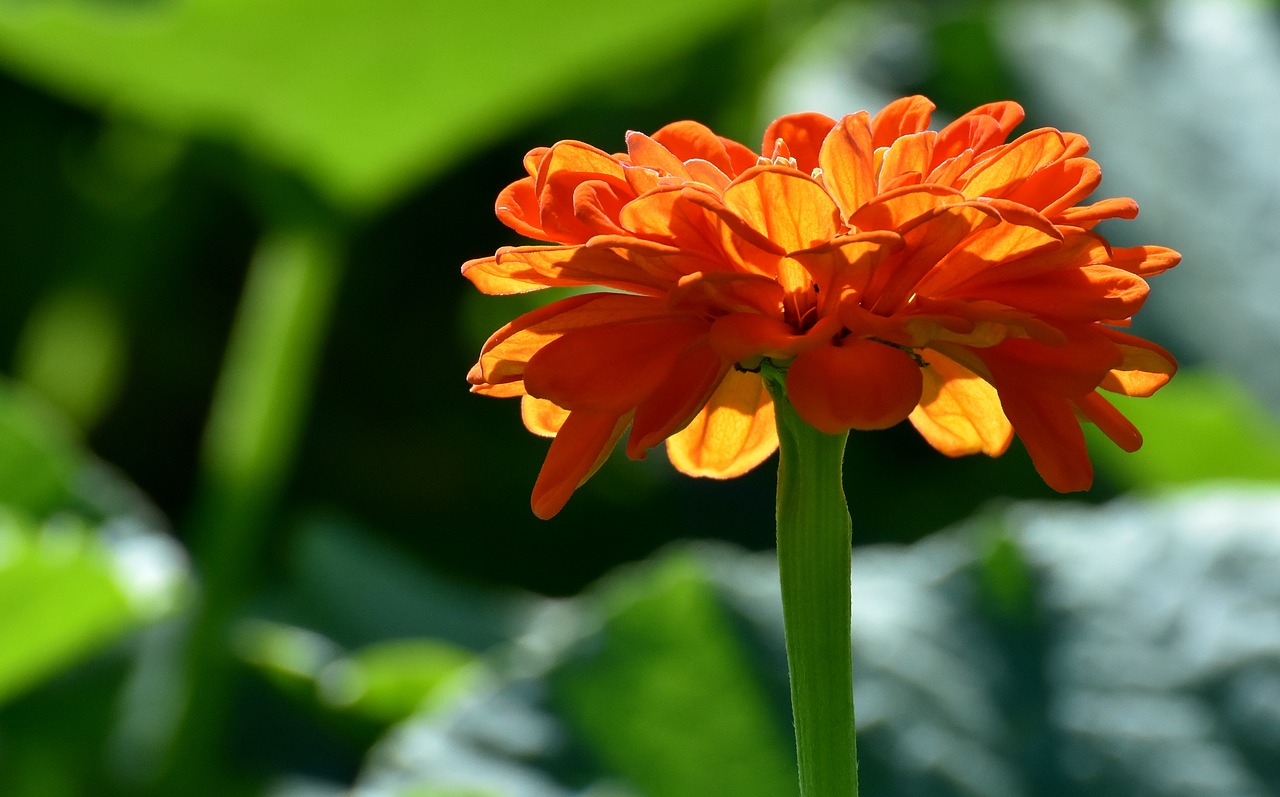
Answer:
[2,0,1280,795]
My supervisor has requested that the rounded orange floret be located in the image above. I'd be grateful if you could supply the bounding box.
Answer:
[462,95,1179,518]
[787,340,925,434]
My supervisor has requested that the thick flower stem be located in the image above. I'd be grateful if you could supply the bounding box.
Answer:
[761,362,858,797]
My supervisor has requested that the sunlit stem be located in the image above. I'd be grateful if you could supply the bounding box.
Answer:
[158,225,344,794]
[760,360,858,797]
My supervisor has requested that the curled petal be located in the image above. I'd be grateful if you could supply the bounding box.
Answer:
[956,100,1026,143]
[666,370,778,478]
[495,177,545,240]
[626,131,692,179]
[909,352,1013,456]
[787,339,924,432]
[1055,196,1139,227]
[1098,328,1177,397]
[1110,245,1181,277]
[652,120,737,174]
[522,394,569,437]
[531,410,631,519]
[871,95,935,147]
[878,131,936,192]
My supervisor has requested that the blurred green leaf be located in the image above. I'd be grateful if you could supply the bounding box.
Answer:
[0,0,770,211]
[318,639,475,724]
[0,379,186,712]
[1089,370,1280,488]
[551,554,799,797]
[0,514,132,704]
[0,379,84,518]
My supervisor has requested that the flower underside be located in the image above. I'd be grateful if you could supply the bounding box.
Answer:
[463,96,1179,518]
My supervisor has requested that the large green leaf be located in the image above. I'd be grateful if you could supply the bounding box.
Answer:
[0,0,768,211]
[346,488,1280,796]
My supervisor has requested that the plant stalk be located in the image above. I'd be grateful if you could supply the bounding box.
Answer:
[762,362,858,797]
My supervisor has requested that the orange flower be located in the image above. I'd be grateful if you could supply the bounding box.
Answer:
[464,96,1178,519]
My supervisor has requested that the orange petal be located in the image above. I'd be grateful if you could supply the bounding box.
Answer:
[495,177,546,240]
[959,128,1068,199]
[1098,328,1177,397]
[652,120,736,174]
[523,318,709,412]
[1006,157,1101,216]
[871,95,935,148]
[476,293,672,387]
[817,111,876,218]
[531,410,630,519]
[627,340,729,457]
[708,313,841,364]
[722,166,842,253]
[462,253,548,295]
[1110,245,1181,277]
[878,131,936,192]
[950,265,1149,322]
[933,115,1005,164]
[997,382,1093,492]
[626,131,692,179]
[535,140,627,195]
[666,369,778,478]
[787,339,924,433]
[909,352,1013,456]
[956,100,1025,143]
[761,112,838,174]
[864,202,1001,315]
[1075,391,1142,452]
[1055,196,1139,226]
[522,394,569,437]
[847,183,965,233]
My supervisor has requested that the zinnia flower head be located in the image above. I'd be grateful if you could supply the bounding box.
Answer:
[464,96,1178,519]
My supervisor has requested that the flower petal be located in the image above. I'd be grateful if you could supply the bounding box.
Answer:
[870,95,935,147]
[627,340,729,458]
[1076,391,1142,452]
[1098,328,1177,397]
[523,318,709,412]
[651,120,736,174]
[722,166,842,253]
[531,410,631,519]
[762,112,838,174]
[787,339,924,432]
[626,131,693,179]
[959,128,1069,199]
[997,383,1093,492]
[817,111,876,218]
[522,394,569,437]
[1110,245,1181,277]
[666,370,777,478]
[909,352,1013,456]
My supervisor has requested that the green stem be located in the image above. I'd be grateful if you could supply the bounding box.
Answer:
[761,362,858,797]
[156,225,344,795]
